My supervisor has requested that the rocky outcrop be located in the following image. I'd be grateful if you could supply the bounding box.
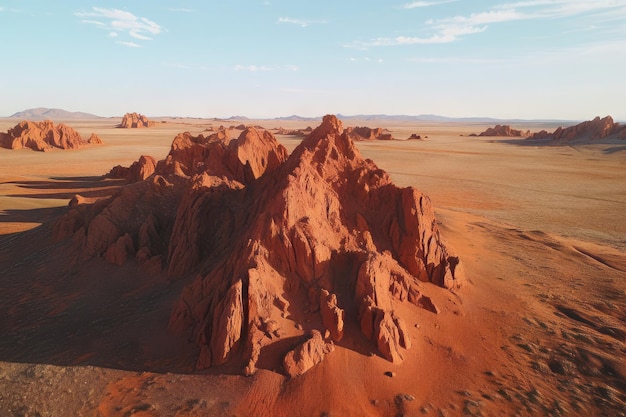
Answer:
[407,134,422,140]
[345,126,394,141]
[283,330,334,378]
[529,116,626,143]
[87,133,103,144]
[274,127,313,137]
[107,155,157,183]
[320,289,344,342]
[54,115,462,376]
[0,120,102,151]
[472,125,530,137]
[118,112,156,128]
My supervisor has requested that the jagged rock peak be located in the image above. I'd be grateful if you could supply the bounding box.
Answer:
[53,116,463,377]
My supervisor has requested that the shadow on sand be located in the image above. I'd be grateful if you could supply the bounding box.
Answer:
[4,176,125,201]
[0,177,205,375]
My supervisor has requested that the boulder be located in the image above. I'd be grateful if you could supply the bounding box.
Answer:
[283,330,335,377]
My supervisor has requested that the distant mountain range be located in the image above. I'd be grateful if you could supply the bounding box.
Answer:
[8,108,102,120]
[5,107,583,124]
[274,114,573,124]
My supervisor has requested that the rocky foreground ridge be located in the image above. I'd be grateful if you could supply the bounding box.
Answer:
[0,120,102,151]
[118,112,156,128]
[53,115,463,376]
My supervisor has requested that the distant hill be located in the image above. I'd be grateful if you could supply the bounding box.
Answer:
[274,115,319,122]
[273,114,572,124]
[8,107,101,120]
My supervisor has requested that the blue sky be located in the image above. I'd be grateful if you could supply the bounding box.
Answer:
[1,0,625,119]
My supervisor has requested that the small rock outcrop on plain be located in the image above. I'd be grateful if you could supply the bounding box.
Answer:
[472,125,530,137]
[118,112,156,128]
[53,115,463,376]
[529,116,626,143]
[0,120,102,151]
[345,126,394,141]
[274,127,313,137]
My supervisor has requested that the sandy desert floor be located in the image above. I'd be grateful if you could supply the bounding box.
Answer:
[0,117,624,416]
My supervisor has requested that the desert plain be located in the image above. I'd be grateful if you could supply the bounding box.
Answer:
[0,116,624,416]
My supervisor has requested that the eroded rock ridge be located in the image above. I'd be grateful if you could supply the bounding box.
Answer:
[53,115,463,375]
[118,112,156,128]
[530,116,626,143]
[0,120,102,151]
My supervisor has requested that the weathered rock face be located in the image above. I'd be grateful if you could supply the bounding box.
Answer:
[345,126,394,141]
[0,120,102,151]
[283,330,335,377]
[118,112,156,128]
[473,125,530,137]
[529,116,626,143]
[54,115,462,376]
[107,155,157,183]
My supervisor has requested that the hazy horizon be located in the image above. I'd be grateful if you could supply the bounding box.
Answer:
[2,1,625,120]
[6,106,621,123]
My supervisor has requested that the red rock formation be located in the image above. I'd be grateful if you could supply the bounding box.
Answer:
[345,126,394,141]
[474,125,530,137]
[529,116,626,143]
[107,155,157,183]
[407,134,422,140]
[54,115,462,376]
[87,133,103,144]
[274,127,312,137]
[0,120,102,151]
[283,330,334,377]
[320,289,344,342]
[118,112,156,128]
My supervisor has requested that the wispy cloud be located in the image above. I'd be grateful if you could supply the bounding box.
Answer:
[116,40,141,48]
[168,8,193,13]
[75,7,162,43]
[234,64,299,72]
[348,0,626,48]
[276,17,327,27]
[402,0,458,9]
